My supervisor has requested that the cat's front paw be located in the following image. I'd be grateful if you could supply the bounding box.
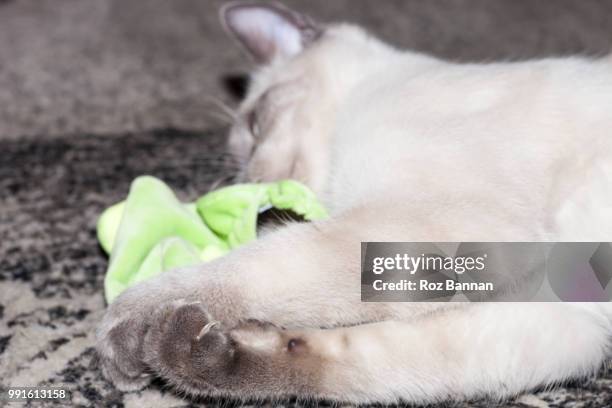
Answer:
[142,301,316,398]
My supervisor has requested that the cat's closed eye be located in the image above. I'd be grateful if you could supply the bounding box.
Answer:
[247,109,261,140]
[243,79,301,145]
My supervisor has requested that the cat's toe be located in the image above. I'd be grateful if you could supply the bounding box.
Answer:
[96,312,153,390]
[142,300,232,389]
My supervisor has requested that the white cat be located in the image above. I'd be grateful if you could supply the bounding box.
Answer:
[97,2,612,404]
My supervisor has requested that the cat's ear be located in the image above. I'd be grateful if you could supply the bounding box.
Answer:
[220,1,322,64]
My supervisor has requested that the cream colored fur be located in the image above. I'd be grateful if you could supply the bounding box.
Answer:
[97,2,612,403]
[225,6,612,402]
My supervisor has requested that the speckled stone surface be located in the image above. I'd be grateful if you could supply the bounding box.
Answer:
[1,0,611,407]
[0,129,238,407]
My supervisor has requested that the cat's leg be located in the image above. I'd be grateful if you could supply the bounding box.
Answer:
[97,205,438,390]
[144,301,610,402]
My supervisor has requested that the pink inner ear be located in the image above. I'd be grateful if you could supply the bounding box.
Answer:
[223,5,304,64]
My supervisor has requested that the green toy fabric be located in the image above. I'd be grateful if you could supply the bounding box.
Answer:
[97,176,327,303]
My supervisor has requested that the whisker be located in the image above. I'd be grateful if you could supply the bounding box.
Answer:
[207,174,238,191]
[206,110,236,126]
[204,96,239,122]
[155,158,243,169]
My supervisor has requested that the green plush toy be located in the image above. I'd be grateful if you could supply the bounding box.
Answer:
[97,176,327,303]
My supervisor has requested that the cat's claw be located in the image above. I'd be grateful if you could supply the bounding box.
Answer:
[196,320,220,340]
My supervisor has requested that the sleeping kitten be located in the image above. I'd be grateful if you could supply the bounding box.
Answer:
[96,1,612,403]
